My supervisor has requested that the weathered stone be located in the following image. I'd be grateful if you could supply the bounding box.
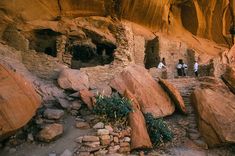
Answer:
[100,135,111,145]
[83,136,100,142]
[90,84,112,97]
[124,90,152,150]
[222,66,235,94]
[94,149,108,156]
[27,133,34,142]
[71,101,82,110]
[158,78,187,114]
[108,145,120,154]
[97,129,109,136]
[191,77,235,147]
[38,124,63,142]
[0,64,41,140]
[113,137,119,143]
[123,137,131,142]
[78,152,90,156]
[58,68,89,91]
[118,146,131,153]
[120,142,130,147]
[60,149,73,156]
[56,98,70,109]
[83,141,100,148]
[75,136,83,143]
[79,89,95,110]
[44,109,64,120]
[110,64,175,118]
[93,122,105,129]
[105,125,113,133]
[75,122,90,129]
[69,92,80,98]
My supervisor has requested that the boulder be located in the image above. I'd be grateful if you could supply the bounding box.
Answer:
[44,109,64,120]
[158,78,187,114]
[0,64,41,140]
[38,124,63,142]
[110,64,175,118]
[124,90,152,150]
[191,77,235,147]
[79,89,95,110]
[57,68,89,91]
[222,66,235,94]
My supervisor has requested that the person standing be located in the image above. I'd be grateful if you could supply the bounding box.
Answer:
[194,60,199,77]
[157,58,166,69]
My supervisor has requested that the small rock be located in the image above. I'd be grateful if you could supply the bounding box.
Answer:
[44,109,64,120]
[70,110,78,116]
[83,141,100,148]
[69,92,80,98]
[108,145,120,154]
[27,133,34,142]
[57,98,70,109]
[93,122,105,129]
[75,136,83,143]
[118,146,130,153]
[113,137,119,143]
[100,135,111,145]
[38,124,64,142]
[139,151,145,156]
[9,148,16,154]
[97,129,109,136]
[105,125,113,132]
[83,136,100,142]
[48,152,57,156]
[123,137,130,142]
[189,133,200,140]
[78,152,90,156]
[120,142,130,147]
[194,140,208,149]
[71,101,82,110]
[94,149,108,156]
[75,122,90,129]
[60,149,72,156]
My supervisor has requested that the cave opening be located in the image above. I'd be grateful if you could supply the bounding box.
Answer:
[180,1,198,35]
[29,29,60,57]
[71,42,116,69]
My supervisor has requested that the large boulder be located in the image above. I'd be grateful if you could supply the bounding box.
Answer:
[124,90,152,150]
[158,78,187,114]
[57,68,89,91]
[222,66,235,94]
[0,64,41,140]
[110,64,175,118]
[191,77,235,147]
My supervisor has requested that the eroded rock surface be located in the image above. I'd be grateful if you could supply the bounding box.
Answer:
[0,64,41,140]
[191,77,235,147]
[110,64,175,118]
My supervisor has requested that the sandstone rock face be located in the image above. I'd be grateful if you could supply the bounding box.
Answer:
[159,78,187,114]
[0,0,232,45]
[124,90,152,150]
[222,66,235,94]
[110,64,175,118]
[191,77,235,147]
[79,89,94,110]
[0,64,41,140]
[57,68,89,91]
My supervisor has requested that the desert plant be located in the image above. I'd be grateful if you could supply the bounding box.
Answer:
[144,113,173,146]
[93,94,132,122]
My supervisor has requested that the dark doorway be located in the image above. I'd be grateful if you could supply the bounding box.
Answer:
[144,37,159,69]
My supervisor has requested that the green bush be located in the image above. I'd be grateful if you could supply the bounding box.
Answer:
[93,94,132,121]
[144,113,173,146]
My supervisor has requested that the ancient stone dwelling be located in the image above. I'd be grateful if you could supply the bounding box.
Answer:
[0,0,235,156]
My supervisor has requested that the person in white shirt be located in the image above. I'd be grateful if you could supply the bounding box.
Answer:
[194,60,199,77]
[157,58,166,69]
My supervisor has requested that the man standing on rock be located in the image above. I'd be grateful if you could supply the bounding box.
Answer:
[194,60,199,77]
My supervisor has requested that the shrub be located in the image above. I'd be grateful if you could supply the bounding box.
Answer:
[144,113,173,146]
[93,94,132,122]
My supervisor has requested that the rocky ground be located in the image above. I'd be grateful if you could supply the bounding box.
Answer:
[0,43,234,156]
